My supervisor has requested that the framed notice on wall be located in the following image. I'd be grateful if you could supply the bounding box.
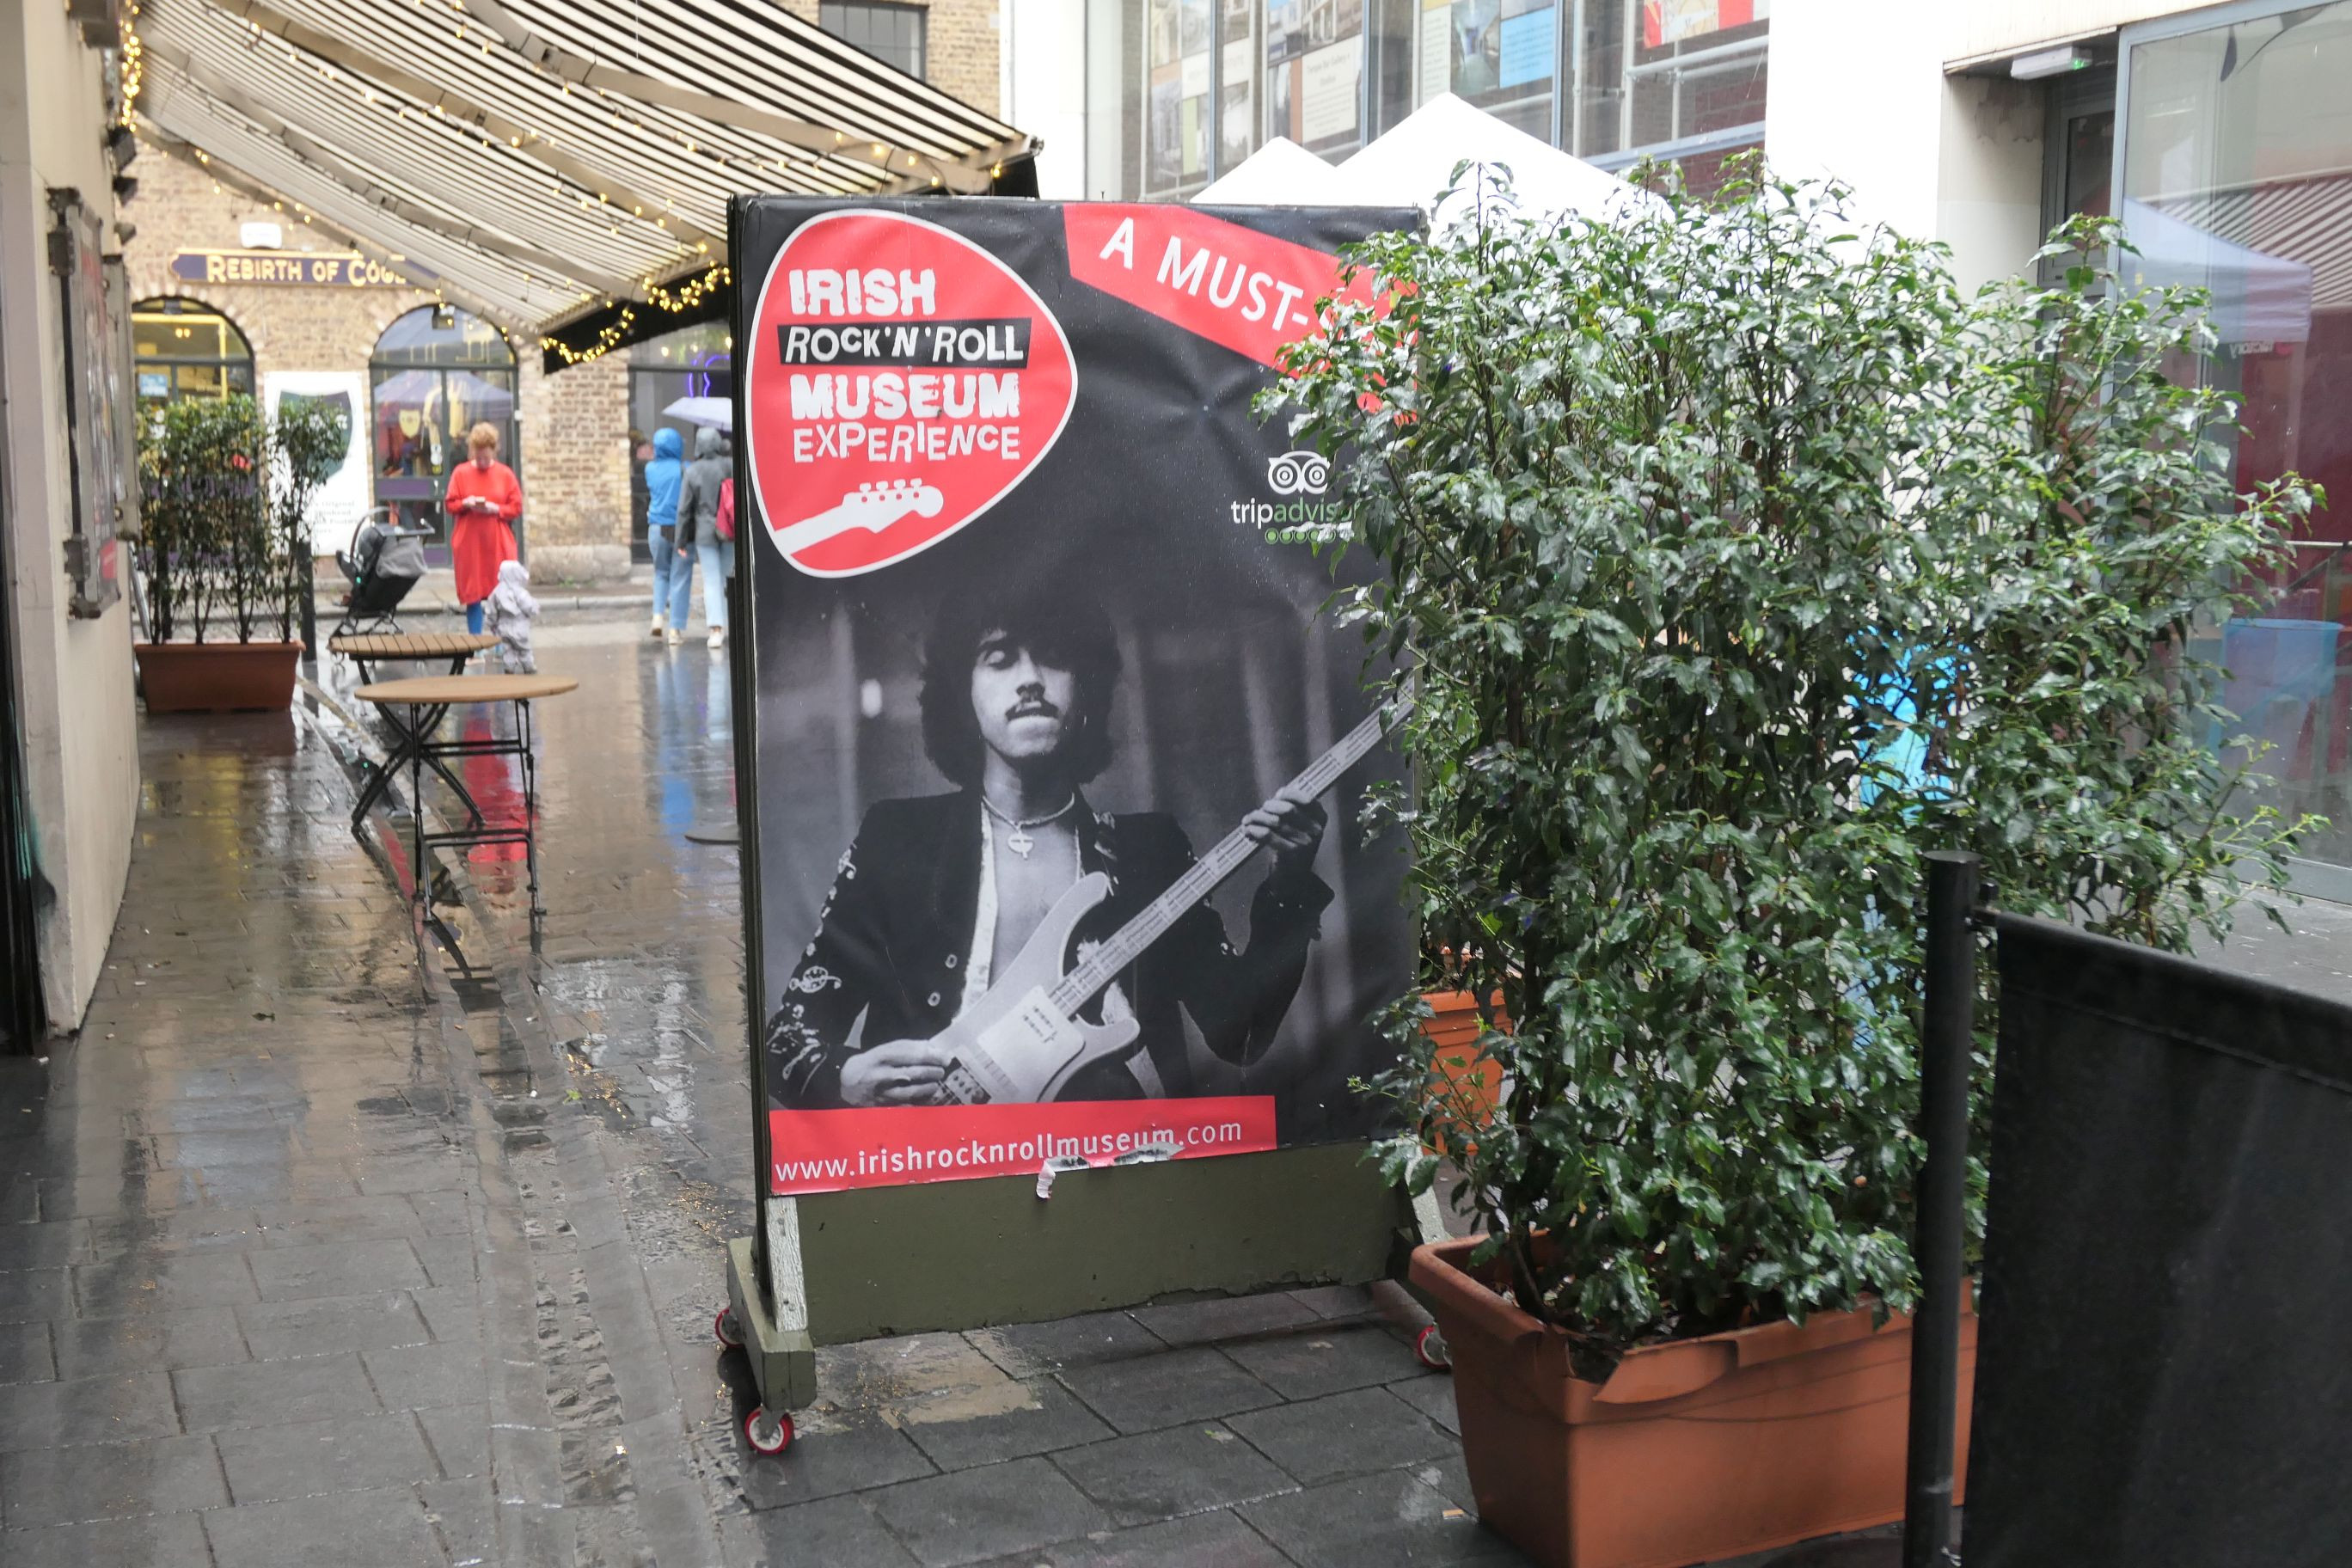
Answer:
[732,198,1418,1201]
[48,190,130,618]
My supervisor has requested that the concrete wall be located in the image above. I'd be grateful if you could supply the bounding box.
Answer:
[1765,0,2071,292]
[1003,0,1089,197]
[1947,0,2194,64]
[0,0,140,1030]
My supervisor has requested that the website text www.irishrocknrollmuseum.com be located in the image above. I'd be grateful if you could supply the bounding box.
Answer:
[766,1095,1276,1194]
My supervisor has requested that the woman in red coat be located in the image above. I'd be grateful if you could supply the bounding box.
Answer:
[443,422,521,634]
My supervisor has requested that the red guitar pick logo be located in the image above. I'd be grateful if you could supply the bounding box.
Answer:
[744,211,1078,577]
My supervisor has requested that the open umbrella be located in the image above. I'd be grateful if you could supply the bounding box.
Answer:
[663,395,733,431]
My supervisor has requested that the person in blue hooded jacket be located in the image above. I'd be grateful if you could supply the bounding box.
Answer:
[645,427,687,642]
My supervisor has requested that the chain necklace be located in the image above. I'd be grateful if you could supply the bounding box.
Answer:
[981,793,1077,859]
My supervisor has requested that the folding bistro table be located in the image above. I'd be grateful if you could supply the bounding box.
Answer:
[352,674,577,915]
[331,632,502,825]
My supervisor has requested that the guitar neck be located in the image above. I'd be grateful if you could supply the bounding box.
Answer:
[1047,700,1406,1014]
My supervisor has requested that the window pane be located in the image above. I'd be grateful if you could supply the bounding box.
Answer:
[823,1,925,77]
[1265,0,1363,159]
[2122,2,2352,873]
[372,306,515,367]
[1415,0,1553,140]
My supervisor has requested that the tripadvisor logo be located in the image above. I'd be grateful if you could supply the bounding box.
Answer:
[1230,450,1338,542]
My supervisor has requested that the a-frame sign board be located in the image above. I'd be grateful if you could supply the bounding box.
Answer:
[718,193,1436,1414]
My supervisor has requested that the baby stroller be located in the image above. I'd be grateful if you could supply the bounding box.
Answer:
[334,508,430,635]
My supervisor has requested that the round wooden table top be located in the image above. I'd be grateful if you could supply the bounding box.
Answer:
[329,631,499,657]
[353,674,580,706]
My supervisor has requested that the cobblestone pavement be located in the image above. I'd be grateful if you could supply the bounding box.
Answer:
[0,609,2021,1567]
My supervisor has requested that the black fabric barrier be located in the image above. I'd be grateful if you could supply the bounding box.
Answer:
[1966,913,2352,1567]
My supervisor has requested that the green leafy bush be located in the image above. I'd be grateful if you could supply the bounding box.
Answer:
[137,393,344,644]
[1270,163,2321,1363]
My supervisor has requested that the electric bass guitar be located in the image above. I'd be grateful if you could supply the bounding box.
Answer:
[774,480,944,557]
[936,699,1408,1107]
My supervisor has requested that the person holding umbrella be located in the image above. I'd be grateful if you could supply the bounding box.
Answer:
[673,424,735,649]
[443,421,522,636]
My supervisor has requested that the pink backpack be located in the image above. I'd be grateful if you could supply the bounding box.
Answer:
[715,476,737,542]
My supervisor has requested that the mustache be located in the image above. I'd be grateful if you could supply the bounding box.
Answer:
[1006,698,1063,720]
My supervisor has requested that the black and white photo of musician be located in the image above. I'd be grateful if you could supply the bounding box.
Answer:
[763,581,1332,1109]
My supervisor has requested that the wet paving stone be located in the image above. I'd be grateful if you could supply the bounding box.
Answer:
[971,1507,1296,1568]
[46,1304,249,1379]
[0,1509,215,1568]
[721,1494,922,1568]
[897,1379,1116,1472]
[0,1322,53,1385]
[867,1455,1115,1567]
[173,1353,381,1433]
[1240,1471,1530,1568]
[247,1237,429,1301]
[362,1338,492,1411]
[1220,1323,1428,1402]
[0,1431,230,1526]
[236,1289,433,1360]
[1051,1421,1301,1526]
[1057,1344,1285,1436]
[199,1482,446,1567]
[1226,1387,1460,1487]
[215,1410,442,1504]
[0,1369,181,1450]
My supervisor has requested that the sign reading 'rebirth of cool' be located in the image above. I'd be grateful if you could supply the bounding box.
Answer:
[169,249,421,287]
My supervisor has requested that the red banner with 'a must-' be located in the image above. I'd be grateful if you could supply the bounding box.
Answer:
[767,1096,1277,1195]
[1063,205,1381,371]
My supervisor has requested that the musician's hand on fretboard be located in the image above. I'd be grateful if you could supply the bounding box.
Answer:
[1243,787,1327,878]
[840,1038,956,1106]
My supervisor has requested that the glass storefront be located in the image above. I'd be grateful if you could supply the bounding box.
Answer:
[132,298,255,408]
[368,306,518,552]
[627,322,734,563]
[1104,0,1765,198]
[2116,1,2352,892]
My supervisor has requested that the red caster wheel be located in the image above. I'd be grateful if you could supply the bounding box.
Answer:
[744,1406,793,1455]
[1415,1324,1452,1372]
[715,1308,744,1349]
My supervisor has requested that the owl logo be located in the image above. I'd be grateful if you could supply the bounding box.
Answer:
[1265,450,1332,497]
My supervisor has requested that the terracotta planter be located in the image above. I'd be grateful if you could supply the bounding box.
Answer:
[1411,1235,1975,1568]
[137,641,301,714]
[1421,990,1505,1155]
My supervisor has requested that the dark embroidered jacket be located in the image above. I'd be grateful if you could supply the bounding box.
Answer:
[766,791,1332,1107]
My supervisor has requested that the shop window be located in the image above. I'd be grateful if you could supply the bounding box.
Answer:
[132,298,254,409]
[1264,0,1366,164]
[2116,0,2352,889]
[822,1,927,78]
[1101,0,1765,203]
[1413,0,1555,142]
[368,305,518,548]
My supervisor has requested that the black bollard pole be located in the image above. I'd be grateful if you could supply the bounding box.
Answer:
[1904,850,1980,1568]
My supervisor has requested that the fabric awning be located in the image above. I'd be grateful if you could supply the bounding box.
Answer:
[132,0,1038,360]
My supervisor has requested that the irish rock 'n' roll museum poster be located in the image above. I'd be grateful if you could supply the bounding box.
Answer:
[734,198,1416,1197]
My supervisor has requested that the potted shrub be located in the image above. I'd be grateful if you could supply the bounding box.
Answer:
[135,393,344,712]
[1272,167,2318,1568]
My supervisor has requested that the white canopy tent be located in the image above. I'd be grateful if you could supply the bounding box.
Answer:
[2119,197,2316,347]
[1332,94,1652,230]
[1193,138,1347,206]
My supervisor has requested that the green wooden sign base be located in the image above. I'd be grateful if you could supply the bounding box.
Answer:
[729,1143,1442,1413]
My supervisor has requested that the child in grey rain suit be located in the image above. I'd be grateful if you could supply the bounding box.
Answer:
[485,558,541,673]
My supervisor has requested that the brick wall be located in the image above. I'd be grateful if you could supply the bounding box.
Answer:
[781,0,1003,119]
[122,148,438,386]
[517,354,629,552]
[122,145,635,576]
